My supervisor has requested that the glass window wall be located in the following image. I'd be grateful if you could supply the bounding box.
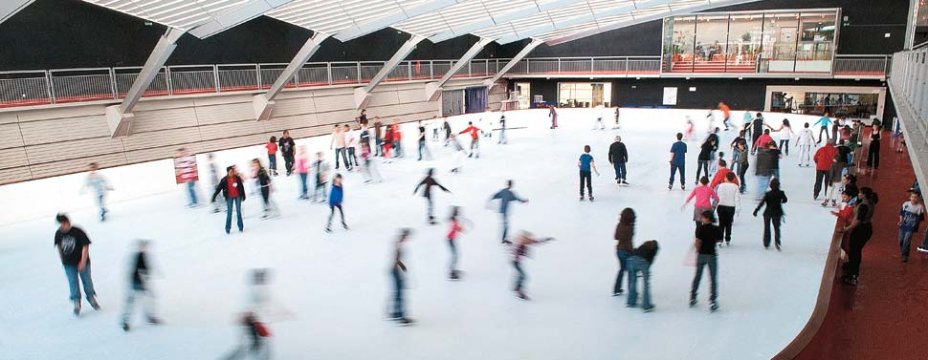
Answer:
[558,82,613,108]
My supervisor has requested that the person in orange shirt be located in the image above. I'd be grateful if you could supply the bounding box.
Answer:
[709,159,739,189]
[718,102,732,131]
[391,121,404,158]
[459,121,484,158]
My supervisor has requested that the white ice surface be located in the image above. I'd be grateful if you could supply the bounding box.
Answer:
[0,108,834,360]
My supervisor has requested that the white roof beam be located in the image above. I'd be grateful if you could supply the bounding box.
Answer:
[354,35,427,109]
[0,0,35,24]
[106,28,186,137]
[333,0,462,41]
[427,0,583,43]
[254,32,331,121]
[483,38,544,89]
[494,1,642,44]
[425,37,495,100]
[545,0,763,45]
[188,0,294,39]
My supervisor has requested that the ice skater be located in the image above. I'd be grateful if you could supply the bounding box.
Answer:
[360,136,382,183]
[207,153,222,213]
[121,239,162,331]
[295,146,310,200]
[733,142,749,194]
[753,178,788,250]
[459,121,483,158]
[813,113,833,145]
[278,130,295,176]
[389,229,414,325]
[417,120,432,161]
[331,124,350,171]
[690,210,721,312]
[719,102,732,131]
[497,111,507,144]
[82,162,113,222]
[578,145,600,201]
[813,141,837,200]
[626,240,659,312]
[608,135,629,185]
[251,159,278,219]
[448,134,467,173]
[446,206,468,280]
[414,168,451,224]
[511,231,555,301]
[696,137,715,184]
[265,136,278,176]
[613,106,621,129]
[345,124,360,169]
[797,123,816,167]
[211,166,246,234]
[773,119,796,156]
[669,133,687,190]
[488,180,529,244]
[746,113,769,153]
[613,208,635,296]
[443,118,453,145]
[684,116,695,141]
[325,174,347,233]
[683,177,719,229]
[312,152,330,203]
[392,121,404,158]
[715,172,740,246]
[593,113,606,130]
[548,105,558,129]
[54,213,100,316]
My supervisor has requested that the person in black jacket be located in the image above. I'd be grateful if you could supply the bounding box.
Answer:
[212,166,246,234]
[251,159,277,219]
[690,210,721,312]
[696,137,715,184]
[753,178,788,250]
[608,136,629,185]
[121,239,161,331]
[278,130,296,176]
[414,168,451,224]
[626,240,659,312]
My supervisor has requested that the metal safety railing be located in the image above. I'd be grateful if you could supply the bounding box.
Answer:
[887,47,928,200]
[505,56,663,77]
[0,58,509,109]
[833,55,892,78]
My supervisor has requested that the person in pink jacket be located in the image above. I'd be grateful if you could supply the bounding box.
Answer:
[683,176,720,228]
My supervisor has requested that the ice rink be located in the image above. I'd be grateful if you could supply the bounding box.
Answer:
[0,108,835,359]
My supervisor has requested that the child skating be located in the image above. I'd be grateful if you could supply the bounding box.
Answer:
[446,206,470,280]
[578,145,600,201]
[511,231,555,301]
[489,180,529,244]
[312,152,330,203]
[82,162,113,222]
[325,174,347,233]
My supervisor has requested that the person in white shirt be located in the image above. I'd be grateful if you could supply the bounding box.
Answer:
[344,124,359,170]
[796,122,816,167]
[773,119,797,156]
[715,172,741,246]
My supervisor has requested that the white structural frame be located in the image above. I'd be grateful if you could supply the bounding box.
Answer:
[105,28,186,138]
[354,35,427,109]
[333,0,463,41]
[483,39,545,89]
[0,0,34,24]
[426,37,495,100]
[189,0,295,38]
[254,32,331,120]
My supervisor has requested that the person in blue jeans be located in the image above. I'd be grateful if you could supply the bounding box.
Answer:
[627,240,659,312]
[669,133,688,190]
[613,208,635,296]
[690,210,721,312]
[578,145,600,201]
[54,213,100,316]
[608,136,629,185]
[488,180,529,244]
[813,113,833,144]
[211,166,246,234]
[389,229,414,325]
[325,174,348,233]
[83,162,113,222]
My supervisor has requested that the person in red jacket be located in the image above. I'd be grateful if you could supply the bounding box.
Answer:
[459,121,484,158]
[709,159,739,189]
[392,121,404,158]
[813,142,838,200]
[753,129,774,153]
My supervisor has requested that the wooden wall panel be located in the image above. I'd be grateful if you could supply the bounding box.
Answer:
[199,121,266,141]
[130,107,199,133]
[0,148,29,169]
[19,115,109,145]
[25,137,124,163]
[15,105,103,122]
[312,94,354,113]
[133,98,195,111]
[0,123,24,149]
[397,89,426,103]
[263,114,318,133]
[194,102,253,125]
[0,167,31,184]
[28,153,127,179]
[121,128,203,151]
[367,90,400,107]
[271,97,317,117]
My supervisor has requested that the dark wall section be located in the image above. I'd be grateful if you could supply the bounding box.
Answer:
[499,0,910,58]
[0,0,503,70]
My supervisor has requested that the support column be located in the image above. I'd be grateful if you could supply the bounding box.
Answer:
[904,0,921,49]
[425,37,494,101]
[354,35,426,109]
[483,39,543,90]
[254,32,330,121]
[106,28,185,137]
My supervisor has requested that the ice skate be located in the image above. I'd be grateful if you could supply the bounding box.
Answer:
[710,301,719,312]
[612,289,623,296]
[325,227,332,233]
[515,291,530,301]
[689,298,697,307]
[643,305,655,313]
[917,246,928,253]
[73,301,81,316]
[397,318,415,326]
[89,296,101,310]
[342,222,349,230]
